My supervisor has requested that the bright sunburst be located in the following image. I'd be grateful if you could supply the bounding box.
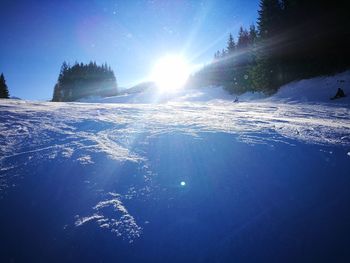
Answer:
[151,55,191,92]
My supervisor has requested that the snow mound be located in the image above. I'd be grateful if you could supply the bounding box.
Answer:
[271,70,350,104]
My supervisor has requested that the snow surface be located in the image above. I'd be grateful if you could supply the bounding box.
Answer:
[78,70,350,105]
[0,72,350,262]
[1,97,349,165]
[79,86,236,104]
[271,70,350,104]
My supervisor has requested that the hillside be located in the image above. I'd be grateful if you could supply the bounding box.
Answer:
[76,70,350,105]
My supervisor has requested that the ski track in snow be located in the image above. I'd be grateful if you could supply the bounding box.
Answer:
[0,99,349,241]
[1,100,349,161]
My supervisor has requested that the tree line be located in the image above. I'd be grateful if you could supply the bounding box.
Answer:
[188,0,350,94]
[52,61,118,102]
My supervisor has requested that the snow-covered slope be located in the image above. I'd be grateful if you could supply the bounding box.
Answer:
[1,98,349,159]
[271,70,350,104]
[78,70,350,105]
[1,72,350,262]
[79,86,235,104]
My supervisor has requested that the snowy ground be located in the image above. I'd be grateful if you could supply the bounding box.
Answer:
[272,70,350,104]
[79,70,350,104]
[0,74,350,262]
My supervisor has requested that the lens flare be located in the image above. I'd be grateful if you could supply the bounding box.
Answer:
[151,55,190,92]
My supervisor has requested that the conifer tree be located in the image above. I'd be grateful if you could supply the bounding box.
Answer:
[0,73,10,99]
[257,0,282,39]
[214,51,221,60]
[221,49,227,58]
[52,83,61,102]
[227,33,236,54]
[237,27,250,49]
[248,24,258,44]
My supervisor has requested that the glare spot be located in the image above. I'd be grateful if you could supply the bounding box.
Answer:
[151,55,191,92]
[180,181,186,186]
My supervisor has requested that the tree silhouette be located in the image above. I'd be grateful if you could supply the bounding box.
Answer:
[237,27,250,49]
[257,0,282,40]
[52,62,118,102]
[0,73,10,99]
[248,24,258,45]
[227,33,236,54]
[191,0,350,94]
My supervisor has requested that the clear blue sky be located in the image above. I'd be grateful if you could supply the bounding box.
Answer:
[0,0,259,100]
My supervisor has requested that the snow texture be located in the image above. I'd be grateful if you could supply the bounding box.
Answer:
[271,70,350,104]
[75,193,142,243]
[0,71,350,244]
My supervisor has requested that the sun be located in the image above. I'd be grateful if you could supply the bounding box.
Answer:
[151,55,191,92]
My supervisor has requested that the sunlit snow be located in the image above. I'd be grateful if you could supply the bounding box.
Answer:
[0,73,350,246]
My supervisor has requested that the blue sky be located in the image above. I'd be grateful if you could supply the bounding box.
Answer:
[0,0,259,100]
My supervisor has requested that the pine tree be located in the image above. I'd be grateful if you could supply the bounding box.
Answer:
[221,48,227,58]
[237,27,250,49]
[249,57,273,92]
[249,0,284,92]
[0,73,10,99]
[214,51,220,60]
[227,33,236,54]
[248,24,258,44]
[58,62,69,83]
[52,83,61,102]
[257,0,282,39]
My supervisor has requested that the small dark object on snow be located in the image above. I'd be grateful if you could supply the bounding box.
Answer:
[234,97,239,103]
[331,88,346,100]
